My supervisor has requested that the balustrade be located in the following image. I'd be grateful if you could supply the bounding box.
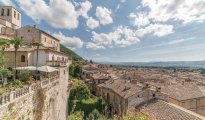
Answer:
[0,75,59,107]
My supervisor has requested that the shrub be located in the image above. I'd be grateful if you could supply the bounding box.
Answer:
[69,80,90,101]
[12,80,23,88]
[18,69,32,82]
[69,62,82,78]
[86,109,106,120]
[122,112,150,120]
[69,111,84,120]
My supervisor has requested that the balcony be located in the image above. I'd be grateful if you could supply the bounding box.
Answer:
[46,60,67,67]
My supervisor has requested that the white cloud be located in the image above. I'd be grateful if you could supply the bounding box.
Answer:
[142,0,205,24]
[96,6,113,25]
[78,1,92,19]
[0,0,14,6]
[136,24,174,37]
[53,32,84,49]
[168,38,194,45]
[129,12,150,27]
[86,42,105,50]
[88,26,139,49]
[86,17,99,29]
[16,0,92,29]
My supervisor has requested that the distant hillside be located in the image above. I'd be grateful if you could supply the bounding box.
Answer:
[60,44,83,61]
[101,61,205,68]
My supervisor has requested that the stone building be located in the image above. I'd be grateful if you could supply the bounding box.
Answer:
[160,84,205,117]
[0,5,71,120]
[82,64,99,80]
[0,6,21,39]
[17,25,60,51]
[5,46,68,68]
[96,79,157,117]
[89,72,110,95]
[136,99,205,120]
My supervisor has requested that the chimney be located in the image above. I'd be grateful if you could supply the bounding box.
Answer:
[33,25,36,28]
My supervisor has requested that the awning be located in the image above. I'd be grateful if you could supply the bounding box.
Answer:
[16,66,36,71]
[37,65,58,72]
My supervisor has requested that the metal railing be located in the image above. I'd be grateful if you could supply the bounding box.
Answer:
[46,61,67,67]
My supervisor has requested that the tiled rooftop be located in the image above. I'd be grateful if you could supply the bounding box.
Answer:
[99,79,143,98]
[161,84,205,100]
[138,100,205,120]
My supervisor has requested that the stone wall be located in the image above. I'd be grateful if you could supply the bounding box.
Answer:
[0,67,70,120]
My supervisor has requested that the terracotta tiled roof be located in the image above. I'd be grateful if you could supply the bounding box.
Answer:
[161,84,205,100]
[139,100,205,120]
[91,73,109,80]
[99,79,142,98]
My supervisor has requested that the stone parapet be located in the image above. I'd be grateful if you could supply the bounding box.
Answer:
[0,75,59,107]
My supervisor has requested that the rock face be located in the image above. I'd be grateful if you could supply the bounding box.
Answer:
[0,67,70,120]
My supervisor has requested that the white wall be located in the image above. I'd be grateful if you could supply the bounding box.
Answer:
[33,50,49,67]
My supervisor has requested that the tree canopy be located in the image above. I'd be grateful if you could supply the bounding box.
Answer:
[69,80,90,100]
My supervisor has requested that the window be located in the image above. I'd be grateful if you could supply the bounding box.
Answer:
[14,11,16,18]
[7,9,10,16]
[17,13,20,20]
[1,9,4,16]
[28,29,30,32]
[44,37,46,42]
[21,55,25,62]
[1,27,4,33]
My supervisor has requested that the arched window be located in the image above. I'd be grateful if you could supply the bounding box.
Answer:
[1,9,4,16]
[7,9,10,16]
[21,55,25,62]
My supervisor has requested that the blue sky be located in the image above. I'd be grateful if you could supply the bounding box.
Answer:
[1,0,205,62]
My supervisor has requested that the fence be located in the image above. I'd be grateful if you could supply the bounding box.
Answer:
[0,75,60,107]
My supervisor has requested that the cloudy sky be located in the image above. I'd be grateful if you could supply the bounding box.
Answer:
[1,0,205,62]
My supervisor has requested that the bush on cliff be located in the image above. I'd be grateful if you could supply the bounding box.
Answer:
[69,80,90,101]
[69,62,82,79]
[68,111,84,120]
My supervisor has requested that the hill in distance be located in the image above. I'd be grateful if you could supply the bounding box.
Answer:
[100,61,205,68]
[60,44,83,61]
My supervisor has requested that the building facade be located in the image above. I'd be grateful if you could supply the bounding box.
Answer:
[17,25,60,51]
[5,47,69,68]
[0,6,21,39]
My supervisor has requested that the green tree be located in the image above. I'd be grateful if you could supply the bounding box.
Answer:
[0,38,10,57]
[73,64,82,78]
[18,69,32,83]
[69,63,75,77]
[69,80,90,101]
[69,62,82,78]
[0,38,10,86]
[0,67,12,87]
[69,111,84,120]
[86,109,106,120]
[122,112,150,120]
[90,59,93,64]
[31,42,43,80]
[10,37,24,81]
